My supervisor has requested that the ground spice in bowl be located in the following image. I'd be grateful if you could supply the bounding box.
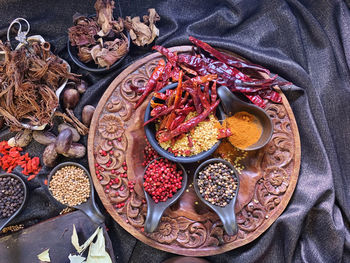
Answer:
[196,162,238,207]
[0,176,25,218]
[223,111,262,149]
[49,165,90,207]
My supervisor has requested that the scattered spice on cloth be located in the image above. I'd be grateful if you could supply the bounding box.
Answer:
[223,111,262,149]
[124,8,160,46]
[0,141,41,180]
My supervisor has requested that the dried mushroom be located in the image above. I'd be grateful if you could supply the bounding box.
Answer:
[124,8,160,46]
[68,0,129,68]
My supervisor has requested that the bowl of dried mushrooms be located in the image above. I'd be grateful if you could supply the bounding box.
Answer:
[67,0,130,73]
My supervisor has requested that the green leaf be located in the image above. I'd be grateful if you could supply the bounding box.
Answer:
[37,248,51,262]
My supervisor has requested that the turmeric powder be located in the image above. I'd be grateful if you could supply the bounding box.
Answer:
[223,111,262,149]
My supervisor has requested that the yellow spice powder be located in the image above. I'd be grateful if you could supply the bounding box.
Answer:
[224,111,262,149]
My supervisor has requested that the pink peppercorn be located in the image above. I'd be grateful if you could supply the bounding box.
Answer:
[143,158,182,203]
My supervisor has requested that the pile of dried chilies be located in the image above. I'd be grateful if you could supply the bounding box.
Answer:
[0,141,41,180]
[145,68,221,143]
[135,36,288,110]
[0,40,77,130]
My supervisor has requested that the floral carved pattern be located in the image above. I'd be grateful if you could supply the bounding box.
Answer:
[89,47,300,256]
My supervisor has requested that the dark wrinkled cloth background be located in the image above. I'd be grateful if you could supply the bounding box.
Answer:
[0,0,350,262]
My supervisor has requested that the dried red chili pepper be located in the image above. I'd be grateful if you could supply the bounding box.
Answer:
[135,59,166,109]
[151,105,168,117]
[153,46,178,65]
[153,92,168,100]
[158,99,220,142]
[217,128,233,139]
[189,36,270,74]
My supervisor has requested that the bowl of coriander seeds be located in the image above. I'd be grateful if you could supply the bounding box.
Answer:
[48,162,91,207]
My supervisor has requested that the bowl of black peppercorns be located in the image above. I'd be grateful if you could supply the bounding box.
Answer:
[0,173,27,231]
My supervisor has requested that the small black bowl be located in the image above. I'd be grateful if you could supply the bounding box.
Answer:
[193,158,240,235]
[144,83,224,163]
[143,157,188,233]
[67,24,130,73]
[0,173,28,231]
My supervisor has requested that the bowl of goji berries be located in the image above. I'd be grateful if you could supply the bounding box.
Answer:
[142,157,188,233]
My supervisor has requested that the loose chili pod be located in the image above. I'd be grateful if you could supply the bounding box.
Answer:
[189,36,270,74]
[135,59,166,109]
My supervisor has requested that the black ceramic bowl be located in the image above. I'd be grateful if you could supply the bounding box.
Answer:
[0,173,28,231]
[193,158,240,235]
[144,83,224,163]
[67,23,130,73]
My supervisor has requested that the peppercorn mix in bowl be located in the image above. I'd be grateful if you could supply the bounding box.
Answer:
[144,82,225,163]
[193,158,240,235]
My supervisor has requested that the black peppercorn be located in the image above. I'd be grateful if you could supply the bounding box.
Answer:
[197,162,238,207]
[0,176,24,219]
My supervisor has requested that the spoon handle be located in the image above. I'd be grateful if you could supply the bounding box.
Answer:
[77,199,105,226]
[144,203,165,233]
[0,218,12,232]
[219,207,238,236]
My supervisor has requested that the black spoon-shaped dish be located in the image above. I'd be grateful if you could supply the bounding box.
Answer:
[193,158,240,236]
[217,85,273,151]
[48,162,105,225]
[143,157,188,233]
[0,173,28,232]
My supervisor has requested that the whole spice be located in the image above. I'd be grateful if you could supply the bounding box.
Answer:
[0,176,25,218]
[153,37,289,109]
[58,123,81,142]
[76,80,88,94]
[7,129,32,147]
[43,143,58,167]
[142,138,160,166]
[223,111,262,149]
[32,131,56,145]
[55,129,73,154]
[63,88,80,109]
[143,158,183,203]
[197,162,238,207]
[0,141,41,180]
[82,105,95,127]
[0,40,78,130]
[49,165,90,206]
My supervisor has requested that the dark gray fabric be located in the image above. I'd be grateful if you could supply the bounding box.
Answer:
[0,0,349,262]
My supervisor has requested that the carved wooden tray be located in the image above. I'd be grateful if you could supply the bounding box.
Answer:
[88,46,301,256]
